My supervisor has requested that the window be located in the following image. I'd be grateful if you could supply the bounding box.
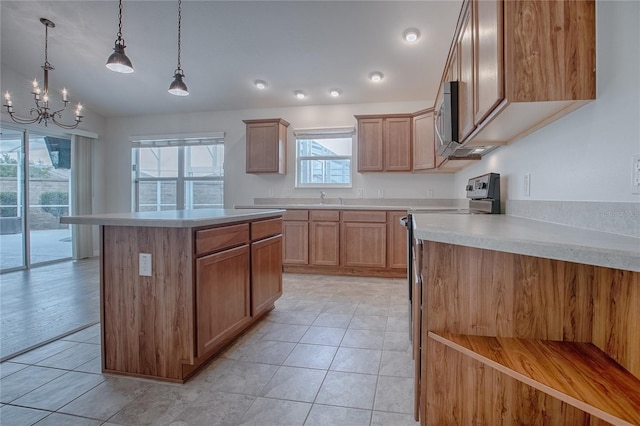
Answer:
[295,128,354,188]
[132,134,224,211]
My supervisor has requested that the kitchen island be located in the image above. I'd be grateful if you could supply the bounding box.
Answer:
[411,213,640,425]
[61,208,285,382]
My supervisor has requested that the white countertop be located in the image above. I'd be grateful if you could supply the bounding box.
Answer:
[235,204,456,211]
[60,209,285,228]
[412,213,640,272]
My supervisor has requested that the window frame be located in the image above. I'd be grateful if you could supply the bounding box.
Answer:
[131,134,224,211]
[294,127,354,189]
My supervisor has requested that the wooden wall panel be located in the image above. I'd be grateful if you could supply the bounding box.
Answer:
[102,226,193,380]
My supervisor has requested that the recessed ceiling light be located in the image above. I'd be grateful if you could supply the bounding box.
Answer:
[369,72,384,82]
[295,90,305,99]
[403,28,421,43]
[254,80,267,90]
[329,89,342,97]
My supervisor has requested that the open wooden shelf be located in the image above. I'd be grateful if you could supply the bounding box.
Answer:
[429,332,640,426]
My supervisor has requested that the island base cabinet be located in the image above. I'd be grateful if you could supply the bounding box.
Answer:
[195,245,251,357]
[251,235,283,317]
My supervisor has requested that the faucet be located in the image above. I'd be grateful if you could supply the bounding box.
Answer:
[320,191,326,204]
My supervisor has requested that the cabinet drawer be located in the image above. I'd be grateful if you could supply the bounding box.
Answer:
[251,218,283,240]
[310,210,340,222]
[283,209,309,221]
[341,210,387,223]
[195,224,250,256]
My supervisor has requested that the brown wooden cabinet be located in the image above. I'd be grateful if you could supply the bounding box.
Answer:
[196,244,251,357]
[473,0,503,125]
[356,115,412,172]
[251,235,283,317]
[412,109,435,171]
[282,221,309,265]
[341,210,387,268]
[386,211,408,270]
[243,118,289,174]
[435,0,595,151]
[357,118,384,172]
[457,3,475,142]
[310,210,340,266]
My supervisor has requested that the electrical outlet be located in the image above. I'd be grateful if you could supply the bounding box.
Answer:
[356,188,364,198]
[426,189,434,198]
[377,189,384,198]
[524,173,531,197]
[139,253,152,277]
[633,155,640,194]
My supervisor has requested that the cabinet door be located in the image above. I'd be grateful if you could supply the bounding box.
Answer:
[196,245,251,357]
[310,221,340,266]
[357,118,384,172]
[412,111,435,171]
[384,117,412,171]
[341,222,386,268]
[458,4,476,142]
[245,121,286,174]
[474,0,503,125]
[282,221,308,265]
[251,235,283,317]
[387,211,408,270]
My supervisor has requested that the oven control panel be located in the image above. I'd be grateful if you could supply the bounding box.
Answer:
[466,173,500,200]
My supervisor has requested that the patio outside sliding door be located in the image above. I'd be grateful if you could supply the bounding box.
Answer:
[0,128,26,270]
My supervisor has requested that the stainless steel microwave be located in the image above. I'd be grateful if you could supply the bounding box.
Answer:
[434,81,460,157]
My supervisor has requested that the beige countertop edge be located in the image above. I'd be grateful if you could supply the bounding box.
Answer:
[60,209,286,228]
[412,214,640,273]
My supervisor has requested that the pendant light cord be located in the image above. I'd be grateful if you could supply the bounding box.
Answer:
[117,0,123,39]
[176,0,182,70]
[44,22,51,69]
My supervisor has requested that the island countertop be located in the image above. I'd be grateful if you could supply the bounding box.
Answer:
[413,213,640,272]
[60,208,285,228]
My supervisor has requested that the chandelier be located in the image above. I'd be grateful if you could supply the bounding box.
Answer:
[3,18,83,130]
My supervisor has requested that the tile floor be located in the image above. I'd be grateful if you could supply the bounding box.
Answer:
[0,273,418,425]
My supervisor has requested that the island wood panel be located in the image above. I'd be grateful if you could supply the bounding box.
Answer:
[102,226,193,381]
[195,245,251,357]
[426,338,595,426]
[431,332,640,425]
[251,235,283,317]
[504,0,596,102]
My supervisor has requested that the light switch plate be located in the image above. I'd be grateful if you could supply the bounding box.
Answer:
[633,155,640,194]
[139,253,152,276]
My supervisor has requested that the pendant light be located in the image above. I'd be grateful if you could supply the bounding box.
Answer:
[106,0,134,73]
[168,0,189,96]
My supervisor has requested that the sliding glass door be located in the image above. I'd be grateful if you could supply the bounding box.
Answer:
[0,128,26,270]
[0,127,72,272]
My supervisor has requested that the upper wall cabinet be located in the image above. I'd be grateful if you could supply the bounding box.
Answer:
[243,118,290,174]
[436,0,595,150]
[355,114,412,172]
[412,109,435,171]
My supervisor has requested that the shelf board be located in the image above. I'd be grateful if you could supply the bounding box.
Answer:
[429,332,640,426]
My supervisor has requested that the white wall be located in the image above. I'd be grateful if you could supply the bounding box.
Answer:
[454,0,640,202]
[99,101,455,213]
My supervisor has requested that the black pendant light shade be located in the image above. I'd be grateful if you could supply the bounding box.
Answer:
[106,39,134,73]
[168,69,189,96]
[106,0,134,73]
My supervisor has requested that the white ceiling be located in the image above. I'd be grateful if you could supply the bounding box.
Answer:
[1,1,462,118]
